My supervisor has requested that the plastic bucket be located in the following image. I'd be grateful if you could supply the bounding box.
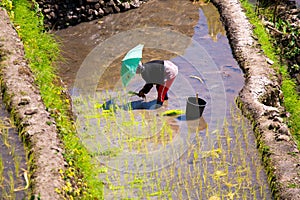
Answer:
[185,97,206,120]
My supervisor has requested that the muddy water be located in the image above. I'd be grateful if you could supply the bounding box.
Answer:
[55,0,199,88]
[56,0,272,199]
[0,97,27,199]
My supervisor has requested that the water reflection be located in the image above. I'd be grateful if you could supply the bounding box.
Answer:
[198,2,226,41]
[0,97,27,199]
[65,1,272,199]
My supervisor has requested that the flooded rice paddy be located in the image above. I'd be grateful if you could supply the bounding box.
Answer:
[56,0,273,199]
[0,96,27,200]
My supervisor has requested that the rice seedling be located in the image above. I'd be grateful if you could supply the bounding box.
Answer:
[13,155,21,178]
[0,155,4,186]
[8,171,15,199]
[72,90,272,199]
[0,115,28,200]
[1,127,10,148]
[1,188,9,200]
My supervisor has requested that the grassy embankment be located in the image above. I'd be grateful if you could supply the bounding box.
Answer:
[0,0,103,199]
[240,0,300,144]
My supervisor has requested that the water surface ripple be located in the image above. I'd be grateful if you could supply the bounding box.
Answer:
[56,1,272,199]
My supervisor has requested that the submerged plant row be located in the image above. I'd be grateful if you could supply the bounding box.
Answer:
[0,116,27,199]
[72,92,271,199]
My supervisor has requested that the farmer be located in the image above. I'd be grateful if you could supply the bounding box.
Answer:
[136,60,178,106]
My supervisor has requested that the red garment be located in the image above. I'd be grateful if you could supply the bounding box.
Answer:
[138,60,178,103]
[156,77,175,102]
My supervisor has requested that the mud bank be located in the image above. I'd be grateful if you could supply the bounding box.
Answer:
[210,0,300,199]
[40,0,147,29]
[0,8,65,199]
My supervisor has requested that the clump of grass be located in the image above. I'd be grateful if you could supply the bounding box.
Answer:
[0,0,14,17]
[161,109,184,116]
[281,79,300,138]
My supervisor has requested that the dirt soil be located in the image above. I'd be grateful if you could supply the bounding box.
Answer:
[1,0,300,199]
[0,8,65,200]
[211,0,300,199]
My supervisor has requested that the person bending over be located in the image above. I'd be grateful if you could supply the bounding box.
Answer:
[136,60,178,106]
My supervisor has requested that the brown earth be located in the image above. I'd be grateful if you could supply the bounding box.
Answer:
[54,0,199,89]
[211,0,300,199]
[1,0,300,199]
[0,8,65,200]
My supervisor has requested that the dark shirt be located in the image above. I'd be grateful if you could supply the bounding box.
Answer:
[141,60,165,85]
[140,60,165,94]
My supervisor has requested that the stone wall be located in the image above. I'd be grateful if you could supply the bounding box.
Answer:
[38,0,148,29]
[211,0,300,198]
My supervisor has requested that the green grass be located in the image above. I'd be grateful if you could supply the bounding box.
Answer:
[1,0,103,199]
[240,0,300,144]
[281,79,300,136]
[240,1,278,62]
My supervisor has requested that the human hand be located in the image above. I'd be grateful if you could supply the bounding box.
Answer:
[138,91,146,98]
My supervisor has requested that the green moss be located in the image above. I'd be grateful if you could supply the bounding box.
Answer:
[255,127,280,199]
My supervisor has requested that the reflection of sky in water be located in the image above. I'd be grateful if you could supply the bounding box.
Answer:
[74,5,248,169]
[0,98,27,199]
[73,6,246,155]
[168,8,244,128]
[72,4,271,199]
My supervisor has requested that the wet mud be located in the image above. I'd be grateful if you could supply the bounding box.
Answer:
[0,96,27,199]
[54,0,199,89]
[56,0,273,199]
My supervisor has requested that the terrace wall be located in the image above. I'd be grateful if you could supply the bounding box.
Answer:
[38,0,148,29]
